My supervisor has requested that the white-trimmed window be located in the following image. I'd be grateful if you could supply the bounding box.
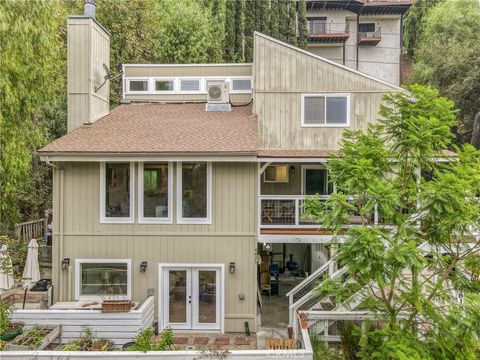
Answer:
[177,162,212,224]
[231,78,252,93]
[76,259,131,300]
[128,79,149,92]
[180,79,201,92]
[138,162,173,224]
[263,164,289,183]
[154,79,175,92]
[100,162,135,223]
[301,93,350,127]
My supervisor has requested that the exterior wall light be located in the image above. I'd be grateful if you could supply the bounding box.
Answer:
[62,258,70,270]
[140,261,148,273]
[229,262,236,273]
[290,166,296,174]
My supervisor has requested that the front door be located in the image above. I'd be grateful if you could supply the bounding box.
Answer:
[160,265,222,331]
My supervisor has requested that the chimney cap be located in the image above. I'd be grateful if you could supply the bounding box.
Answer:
[84,0,96,19]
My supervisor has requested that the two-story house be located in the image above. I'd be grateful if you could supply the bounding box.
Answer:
[38,1,405,334]
[305,0,411,86]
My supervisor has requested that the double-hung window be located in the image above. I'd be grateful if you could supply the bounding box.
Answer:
[177,162,212,224]
[301,94,350,127]
[100,162,135,223]
[138,162,172,223]
[76,259,131,300]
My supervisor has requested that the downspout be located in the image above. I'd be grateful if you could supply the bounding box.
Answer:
[45,158,65,301]
[399,13,404,86]
[356,13,359,70]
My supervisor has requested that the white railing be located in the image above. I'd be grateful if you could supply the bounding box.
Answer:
[258,195,379,229]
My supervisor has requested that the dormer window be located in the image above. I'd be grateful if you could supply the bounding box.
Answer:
[301,94,350,127]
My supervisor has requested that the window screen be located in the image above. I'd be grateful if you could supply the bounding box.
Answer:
[304,97,325,124]
[326,97,348,124]
[129,80,148,92]
[303,95,348,125]
[180,79,200,91]
[232,79,251,91]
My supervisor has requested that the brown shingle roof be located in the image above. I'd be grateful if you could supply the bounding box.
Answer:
[39,103,257,155]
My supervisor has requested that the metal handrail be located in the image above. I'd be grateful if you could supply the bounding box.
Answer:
[307,21,350,35]
[358,26,382,39]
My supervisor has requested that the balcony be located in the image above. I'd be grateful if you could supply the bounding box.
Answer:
[307,21,350,44]
[358,27,382,46]
[259,195,377,235]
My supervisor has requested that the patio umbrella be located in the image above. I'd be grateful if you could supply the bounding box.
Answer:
[23,239,40,288]
[0,244,14,290]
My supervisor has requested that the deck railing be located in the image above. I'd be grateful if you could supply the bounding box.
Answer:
[258,195,378,229]
[15,218,48,241]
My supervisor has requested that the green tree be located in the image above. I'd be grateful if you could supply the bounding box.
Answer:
[277,0,289,42]
[256,0,270,35]
[156,0,219,64]
[0,0,65,231]
[304,85,480,358]
[403,0,444,57]
[287,0,297,46]
[96,0,163,106]
[233,0,244,62]
[269,0,280,39]
[204,0,225,63]
[224,0,236,61]
[414,0,480,145]
[244,0,256,62]
[297,0,308,49]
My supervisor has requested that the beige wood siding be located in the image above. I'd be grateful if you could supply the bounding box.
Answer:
[67,17,110,132]
[52,162,257,332]
[253,33,400,150]
[124,64,252,78]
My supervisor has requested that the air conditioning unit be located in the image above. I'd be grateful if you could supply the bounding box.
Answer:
[207,81,229,103]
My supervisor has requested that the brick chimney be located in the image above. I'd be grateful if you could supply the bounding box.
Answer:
[67,0,110,132]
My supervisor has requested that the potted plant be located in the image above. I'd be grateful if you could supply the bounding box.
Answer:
[0,301,23,341]
[299,311,309,329]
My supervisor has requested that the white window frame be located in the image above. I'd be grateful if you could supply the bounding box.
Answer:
[75,259,132,301]
[152,78,176,93]
[301,164,328,195]
[126,78,150,94]
[301,93,350,128]
[176,162,212,225]
[138,162,173,224]
[100,162,135,224]
[263,164,290,183]
[123,76,253,96]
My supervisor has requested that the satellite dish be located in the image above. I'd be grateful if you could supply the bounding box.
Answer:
[103,63,111,79]
[94,63,123,93]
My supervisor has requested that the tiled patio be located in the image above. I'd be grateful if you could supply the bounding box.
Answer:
[166,333,257,350]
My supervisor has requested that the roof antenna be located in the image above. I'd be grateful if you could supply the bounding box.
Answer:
[94,63,123,93]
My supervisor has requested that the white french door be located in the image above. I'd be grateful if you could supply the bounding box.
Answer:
[160,265,223,331]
